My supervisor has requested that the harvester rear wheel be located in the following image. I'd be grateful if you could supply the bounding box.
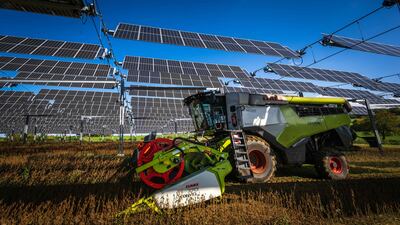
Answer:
[246,135,276,183]
[314,150,349,180]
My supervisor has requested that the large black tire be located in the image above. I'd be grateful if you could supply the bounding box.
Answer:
[246,135,277,183]
[314,150,349,180]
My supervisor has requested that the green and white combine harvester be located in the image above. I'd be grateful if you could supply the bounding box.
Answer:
[120,91,355,215]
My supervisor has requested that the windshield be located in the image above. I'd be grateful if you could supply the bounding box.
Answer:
[189,99,226,131]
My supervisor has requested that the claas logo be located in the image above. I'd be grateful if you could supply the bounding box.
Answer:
[185,183,199,189]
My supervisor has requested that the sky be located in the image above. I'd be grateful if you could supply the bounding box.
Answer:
[1,0,400,94]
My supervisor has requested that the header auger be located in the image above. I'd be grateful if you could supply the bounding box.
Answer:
[119,91,355,216]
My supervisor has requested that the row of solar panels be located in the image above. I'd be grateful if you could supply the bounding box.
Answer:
[1,55,398,104]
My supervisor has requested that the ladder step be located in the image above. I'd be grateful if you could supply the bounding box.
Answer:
[233,144,245,147]
[230,130,252,179]
[236,158,250,163]
[237,164,251,169]
[235,151,247,154]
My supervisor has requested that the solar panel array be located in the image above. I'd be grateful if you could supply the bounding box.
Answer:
[242,77,321,93]
[225,86,283,95]
[0,115,130,135]
[134,119,194,134]
[129,89,198,98]
[127,70,223,88]
[267,63,400,93]
[317,87,399,104]
[10,72,116,89]
[130,95,193,133]
[322,34,400,57]
[0,25,398,135]
[123,56,250,79]
[0,90,119,116]
[114,23,299,58]
[0,56,112,77]
[0,89,130,134]
[0,0,85,18]
[0,35,102,59]
[350,107,368,116]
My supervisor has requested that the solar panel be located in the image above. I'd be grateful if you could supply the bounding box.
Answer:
[0,0,85,18]
[317,87,400,104]
[131,97,184,109]
[0,35,102,59]
[36,89,119,103]
[127,70,223,88]
[224,86,283,95]
[0,89,121,117]
[266,63,400,93]
[114,23,299,58]
[8,72,116,89]
[322,34,400,57]
[0,56,112,76]
[129,89,198,98]
[376,81,400,93]
[123,56,250,79]
[240,77,320,93]
[350,107,368,116]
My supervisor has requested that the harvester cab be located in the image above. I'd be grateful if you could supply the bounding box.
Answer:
[121,91,355,215]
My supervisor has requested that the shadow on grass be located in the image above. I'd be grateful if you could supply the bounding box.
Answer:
[351,161,400,168]
[350,166,391,174]
[0,157,152,204]
[275,165,319,179]
[226,177,400,216]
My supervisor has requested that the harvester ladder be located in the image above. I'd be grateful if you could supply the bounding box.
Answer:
[230,130,252,181]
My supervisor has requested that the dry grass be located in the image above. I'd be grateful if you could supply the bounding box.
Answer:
[0,142,400,224]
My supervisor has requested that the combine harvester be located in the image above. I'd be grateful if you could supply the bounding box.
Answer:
[120,91,355,215]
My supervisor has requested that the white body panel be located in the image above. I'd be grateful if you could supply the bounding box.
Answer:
[241,105,285,127]
[153,170,221,209]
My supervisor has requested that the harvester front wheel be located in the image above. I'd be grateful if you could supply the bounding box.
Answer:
[314,150,349,180]
[246,135,276,183]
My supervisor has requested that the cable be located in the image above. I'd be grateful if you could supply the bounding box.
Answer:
[266,5,385,68]
[372,72,400,81]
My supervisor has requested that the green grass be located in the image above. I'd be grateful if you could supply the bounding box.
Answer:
[354,132,400,145]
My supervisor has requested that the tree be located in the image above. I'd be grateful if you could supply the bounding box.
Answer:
[375,110,400,140]
[351,110,400,140]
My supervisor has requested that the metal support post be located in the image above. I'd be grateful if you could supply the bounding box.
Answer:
[118,79,125,156]
[69,126,73,142]
[365,99,384,154]
[34,124,38,142]
[23,115,30,143]
[80,118,84,144]
[174,119,177,134]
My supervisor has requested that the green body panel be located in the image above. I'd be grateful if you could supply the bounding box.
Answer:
[276,105,352,148]
[206,159,232,194]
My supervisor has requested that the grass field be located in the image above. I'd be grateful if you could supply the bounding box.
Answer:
[0,142,400,224]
